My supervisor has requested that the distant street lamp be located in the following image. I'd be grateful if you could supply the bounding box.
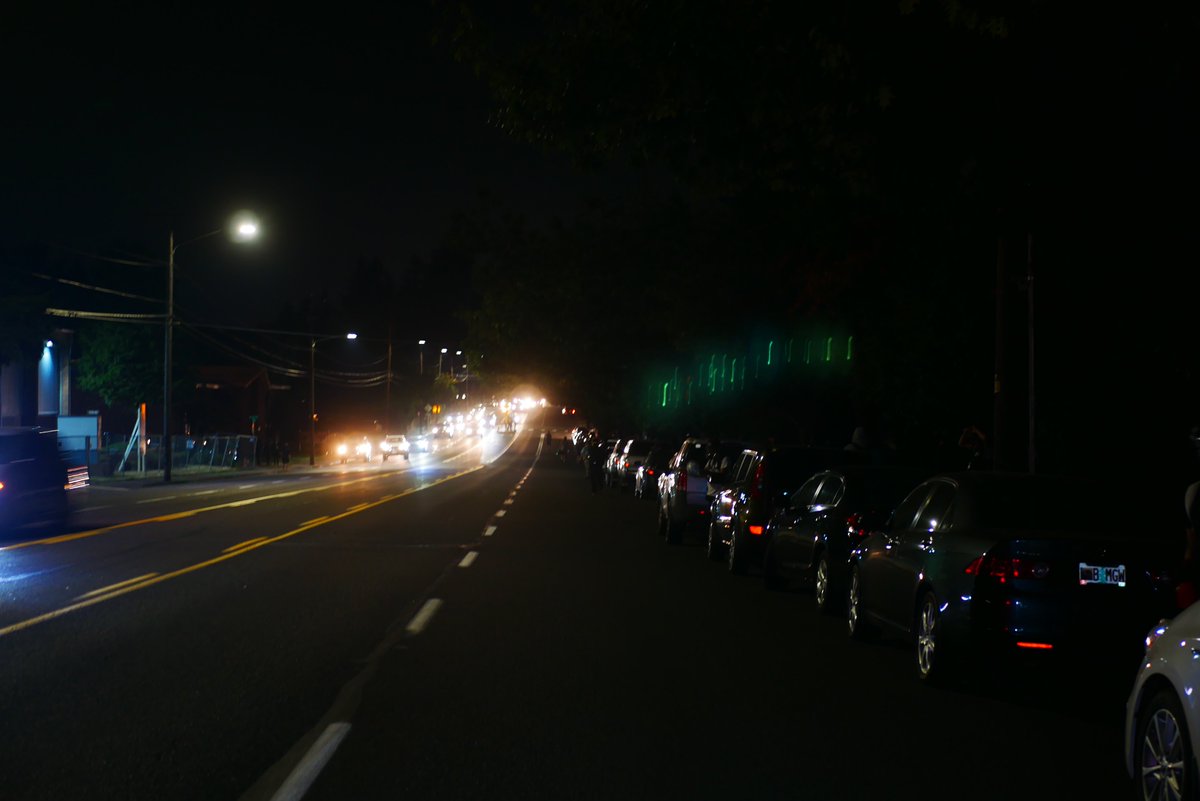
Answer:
[418,339,426,375]
[310,332,358,466]
[163,212,258,482]
[439,347,448,375]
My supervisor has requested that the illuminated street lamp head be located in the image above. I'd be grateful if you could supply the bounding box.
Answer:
[456,350,462,355]
[441,348,448,354]
[418,339,426,345]
[229,211,260,243]
[346,333,358,340]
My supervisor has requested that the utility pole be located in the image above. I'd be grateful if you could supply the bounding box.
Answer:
[385,324,393,433]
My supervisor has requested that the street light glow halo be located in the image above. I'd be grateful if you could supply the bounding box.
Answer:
[229,210,261,242]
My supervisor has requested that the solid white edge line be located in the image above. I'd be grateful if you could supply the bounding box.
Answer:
[405,598,443,635]
[483,525,497,537]
[458,551,479,568]
[268,722,352,801]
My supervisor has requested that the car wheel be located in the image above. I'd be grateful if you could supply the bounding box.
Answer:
[847,565,874,640]
[916,590,951,684]
[727,528,747,575]
[813,551,832,613]
[1137,688,1196,801]
[706,522,724,561]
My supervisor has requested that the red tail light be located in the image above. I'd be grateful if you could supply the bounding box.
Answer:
[964,553,1050,584]
[748,525,765,536]
[678,470,687,493]
[749,462,765,502]
[1016,641,1054,650]
[846,513,870,543]
[647,469,655,476]
[623,460,630,469]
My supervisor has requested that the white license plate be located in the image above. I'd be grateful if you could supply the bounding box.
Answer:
[1078,563,1126,587]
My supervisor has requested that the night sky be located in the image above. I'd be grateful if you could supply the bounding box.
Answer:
[1,4,600,331]
[3,3,1199,472]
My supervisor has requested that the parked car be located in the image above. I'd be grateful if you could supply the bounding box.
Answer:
[762,465,929,611]
[609,438,660,490]
[0,427,69,535]
[1126,601,1200,801]
[704,440,756,508]
[847,471,1181,684]
[658,437,713,544]
[634,445,671,500]
[710,446,857,574]
[604,438,632,488]
[706,447,760,561]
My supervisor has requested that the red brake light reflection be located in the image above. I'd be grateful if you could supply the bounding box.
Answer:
[1016,641,1054,650]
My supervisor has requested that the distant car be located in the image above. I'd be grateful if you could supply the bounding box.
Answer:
[1126,601,1200,801]
[409,434,431,454]
[379,434,410,462]
[0,427,69,535]
[848,471,1181,683]
[634,445,670,500]
[354,437,373,462]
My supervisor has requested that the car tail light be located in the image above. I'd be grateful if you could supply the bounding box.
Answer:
[1016,641,1054,650]
[0,481,4,491]
[678,470,687,493]
[846,513,870,543]
[647,469,655,476]
[623,460,630,469]
[749,462,765,502]
[964,553,1050,584]
[748,525,764,536]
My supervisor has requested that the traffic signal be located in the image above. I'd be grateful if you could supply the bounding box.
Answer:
[432,404,442,414]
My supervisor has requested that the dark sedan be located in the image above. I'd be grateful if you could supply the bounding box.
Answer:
[847,471,1182,684]
[762,465,930,611]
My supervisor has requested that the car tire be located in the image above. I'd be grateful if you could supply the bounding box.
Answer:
[1136,688,1196,801]
[706,522,724,561]
[847,565,874,641]
[916,590,952,684]
[727,528,747,575]
[813,551,833,613]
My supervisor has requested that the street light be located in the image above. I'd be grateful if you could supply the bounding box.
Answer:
[310,332,358,466]
[418,339,426,375]
[439,347,448,375]
[163,211,258,482]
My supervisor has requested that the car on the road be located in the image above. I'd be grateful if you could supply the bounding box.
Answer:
[712,445,855,574]
[634,444,671,500]
[848,471,1182,684]
[0,427,69,535]
[1126,600,1200,801]
[609,438,659,491]
[657,437,712,544]
[761,464,929,611]
[379,434,410,461]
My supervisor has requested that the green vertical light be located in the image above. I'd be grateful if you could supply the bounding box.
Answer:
[744,358,750,389]
[720,354,727,392]
[804,340,812,365]
[767,340,774,366]
[662,382,669,407]
[825,337,833,362]
[847,336,854,360]
[709,354,717,393]
[730,358,738,388]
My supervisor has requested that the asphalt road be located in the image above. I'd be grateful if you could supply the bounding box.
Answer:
[0,418,1139,800]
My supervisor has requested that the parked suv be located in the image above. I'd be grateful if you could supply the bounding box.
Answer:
[0,427,68,535]
[657,437,713,544]
[713,446,861,574]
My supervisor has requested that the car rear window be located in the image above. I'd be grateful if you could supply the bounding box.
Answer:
[969,476,1169,537]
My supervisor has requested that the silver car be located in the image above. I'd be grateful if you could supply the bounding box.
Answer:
[1126,600,1200,800]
